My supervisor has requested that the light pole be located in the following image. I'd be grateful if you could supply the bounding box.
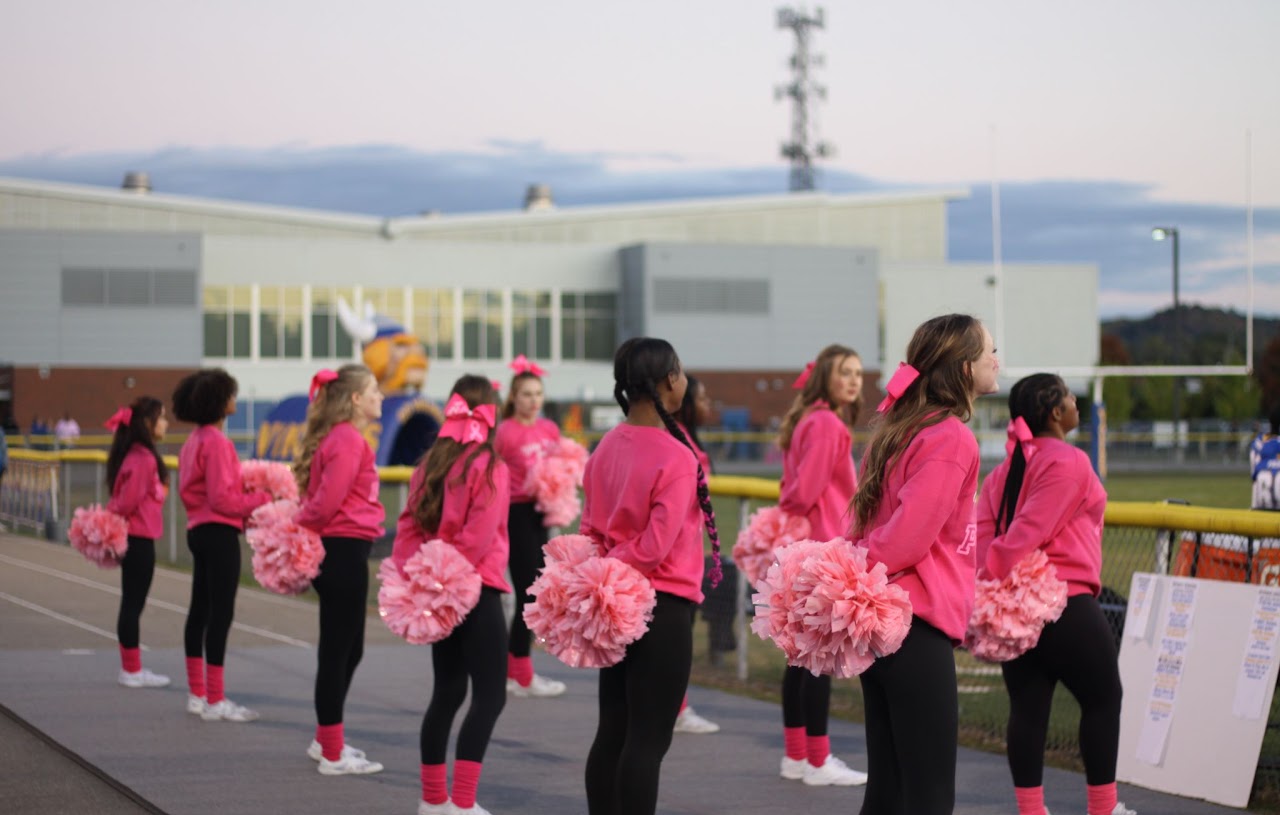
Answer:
[1152,226,1181,459]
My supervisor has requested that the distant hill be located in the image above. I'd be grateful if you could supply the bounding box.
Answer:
[1102,306,1279,368]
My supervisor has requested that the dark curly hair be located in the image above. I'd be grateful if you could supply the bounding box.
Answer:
[172,368,238,426]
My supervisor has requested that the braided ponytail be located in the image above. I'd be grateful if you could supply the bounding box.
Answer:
[652,387,723,588]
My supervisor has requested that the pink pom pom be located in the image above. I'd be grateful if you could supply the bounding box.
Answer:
[751,538,913,678]
[67,505,130,568]
[523,535,656,668]
[240,460,299,501]
[245,499,325,595]
[731,506,812,588]
[543,533,600,566]
[377,539,483,645]
[525,438,588,528]
[966,549,1068,663]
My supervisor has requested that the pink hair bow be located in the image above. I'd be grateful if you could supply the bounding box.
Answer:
[509,355,546,377]
[876,363,921,414]
[439,393,496,444]
[103,407,132,431]
[1005,416,1037,461]
[792,361,815,390]
[309,369,339,401]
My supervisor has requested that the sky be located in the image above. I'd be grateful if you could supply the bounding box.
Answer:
[2,0,1278,318]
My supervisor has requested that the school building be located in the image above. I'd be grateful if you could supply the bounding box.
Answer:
[0,175,1097,438]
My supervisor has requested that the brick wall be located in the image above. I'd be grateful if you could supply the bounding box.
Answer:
[693,369,885,430]
[10,366,200,438]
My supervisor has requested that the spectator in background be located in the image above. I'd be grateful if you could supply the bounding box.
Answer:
[55,412,81,449]
[31,416,51,450]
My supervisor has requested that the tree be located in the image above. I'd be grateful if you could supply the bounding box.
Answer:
[1260,335,1280,415]
[1099,333,1134,426]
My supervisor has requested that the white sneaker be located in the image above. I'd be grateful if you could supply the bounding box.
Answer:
[186,694,207,715]
[317,753,384,775]
[452,804,491,815]
[673,706,720,734]
[780,756,807,780]
[118,668,171,688]
[307,740,368,762]
[200,698,259,722]
[506,674,566,698]
[418,801,454,815]
[802,754,868,786]
[1103,805,1136,815]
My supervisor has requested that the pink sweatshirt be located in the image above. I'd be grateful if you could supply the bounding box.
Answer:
[392,450,512,592]
[107,444,166,540]
[495,417,561,504]
[779,406,857,540]
[179,425,270,531]
[579,423,705,604]
[856,416,980,643]
[295,422,386,541]
[976,437,1106,598]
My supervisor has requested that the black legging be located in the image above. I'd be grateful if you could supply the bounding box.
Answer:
[117,536,155,649]
[782,665,831,734]
[421,588,508,764]
[858,617,958,815]
[1002,593,1123,787]
[507,501,549,658]
[184,523,241,665]
[585,592,694,815]
[312,537,372,726]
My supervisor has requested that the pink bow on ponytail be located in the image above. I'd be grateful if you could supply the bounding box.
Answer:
[103,407,132,431]
[1005,416,1037,461]
[438,394,496,444]
[876,363,921,414]
[792,361,816,390]
[509,355,546,377]
[309,369,339,401]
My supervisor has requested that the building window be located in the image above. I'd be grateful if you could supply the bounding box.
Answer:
[512,290,552,361]
[364,287,406,326]
[203,285,251,358]
[561,291,617,361]
[311,286,356,359]
[413,288,456,360]
[259,286,304,359]
[462,290,502,360]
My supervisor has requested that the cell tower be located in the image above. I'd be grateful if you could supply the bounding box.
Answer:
[776,6,832,192]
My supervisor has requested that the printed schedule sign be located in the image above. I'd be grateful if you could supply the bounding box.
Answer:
[1118,574,1280,808]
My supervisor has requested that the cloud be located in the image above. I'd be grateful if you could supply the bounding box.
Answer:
[2,143,1277,318]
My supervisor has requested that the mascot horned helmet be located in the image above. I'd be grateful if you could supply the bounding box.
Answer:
[336,297,429,395]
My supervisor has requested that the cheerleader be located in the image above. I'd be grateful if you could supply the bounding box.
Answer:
[850,314,999,814]
[173,368,272,722]
[582,337,722,815]
[392,375,510,815]
[776,345,867,785]
[104,397,172,688]
[294,365,386,775]
[495,355,566,698]
[977,374,1133,815]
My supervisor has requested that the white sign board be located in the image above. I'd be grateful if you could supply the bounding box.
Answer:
[1118,573,1280,808]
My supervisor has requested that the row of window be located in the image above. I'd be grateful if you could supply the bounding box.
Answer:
[202,285,618,363]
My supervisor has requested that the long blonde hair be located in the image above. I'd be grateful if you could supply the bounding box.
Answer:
[852,314,986,534]
[411,376,499,533]
[293,364,375,493]
[777,344,861,451]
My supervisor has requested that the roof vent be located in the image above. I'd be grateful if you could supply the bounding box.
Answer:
[523,183,555,212]
[121,171,151,194]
